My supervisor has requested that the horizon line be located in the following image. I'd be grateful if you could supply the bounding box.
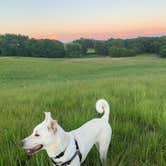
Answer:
[1,32,166,43]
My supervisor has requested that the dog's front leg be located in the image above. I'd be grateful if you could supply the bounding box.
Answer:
[53,157,80,166]
[69,157,80,166]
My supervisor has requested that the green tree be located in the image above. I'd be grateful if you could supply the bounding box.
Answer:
[65,43,82,57]
[73,38,95,55]
[94,41,108,55]
[0,34,29,56]
[0,34,65,58]
[159,46,166,58]
[109,47,135,57]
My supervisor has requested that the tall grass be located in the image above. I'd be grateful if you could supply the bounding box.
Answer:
[0,55,165,165]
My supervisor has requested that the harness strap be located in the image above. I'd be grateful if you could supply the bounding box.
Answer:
[51,139,82,166]
[74,139,82,162]
[54,150,66,159]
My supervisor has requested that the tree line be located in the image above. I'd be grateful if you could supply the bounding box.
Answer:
[0,34,166,58]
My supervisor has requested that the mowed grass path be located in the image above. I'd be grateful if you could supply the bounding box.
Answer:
[0,55,166,166]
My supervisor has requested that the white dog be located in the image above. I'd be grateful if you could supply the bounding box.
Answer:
[20,99,112,166]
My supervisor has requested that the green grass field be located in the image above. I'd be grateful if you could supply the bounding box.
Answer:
[0,55,166,166]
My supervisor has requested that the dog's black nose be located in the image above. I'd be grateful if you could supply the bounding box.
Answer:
[20,140,24,147]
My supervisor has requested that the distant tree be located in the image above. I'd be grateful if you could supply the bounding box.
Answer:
[0,33,166,58]
[159,46,166,58]
[94,41,108,55]
[65,43,82,57]
[107,38,126,48]
[108,47,136,57]
[0,34,29,56]
[26,39,65,58]
[0,35,3,55]
[0,34,65,58]
[73,38,95,54]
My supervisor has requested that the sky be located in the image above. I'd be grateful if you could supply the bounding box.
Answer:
[0,0,166,41]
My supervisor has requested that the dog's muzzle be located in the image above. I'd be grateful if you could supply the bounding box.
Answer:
[20,140,43,155]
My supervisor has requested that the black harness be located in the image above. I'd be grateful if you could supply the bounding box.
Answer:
[51,139,82,166]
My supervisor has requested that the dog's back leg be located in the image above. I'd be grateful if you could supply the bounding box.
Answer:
[98,126,112,164]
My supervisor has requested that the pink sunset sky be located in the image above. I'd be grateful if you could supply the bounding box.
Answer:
[0,0,166,42]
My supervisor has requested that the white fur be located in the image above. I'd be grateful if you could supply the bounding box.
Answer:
[21,99,112,166]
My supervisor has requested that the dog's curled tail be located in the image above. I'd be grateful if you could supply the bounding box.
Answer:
[96,99,110,122]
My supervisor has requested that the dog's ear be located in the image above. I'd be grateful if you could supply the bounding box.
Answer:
[44,112,52,121]
[48,120,57,133]
[44,112,57,133]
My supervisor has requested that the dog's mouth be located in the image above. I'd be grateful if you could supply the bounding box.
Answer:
[25,144,43,155]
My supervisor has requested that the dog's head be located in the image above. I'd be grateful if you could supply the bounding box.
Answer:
[20,112,58,155]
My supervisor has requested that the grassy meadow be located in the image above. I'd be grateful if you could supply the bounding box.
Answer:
[0,55,166,166]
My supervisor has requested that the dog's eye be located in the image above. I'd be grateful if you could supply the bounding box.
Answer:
[35,134,40,137]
